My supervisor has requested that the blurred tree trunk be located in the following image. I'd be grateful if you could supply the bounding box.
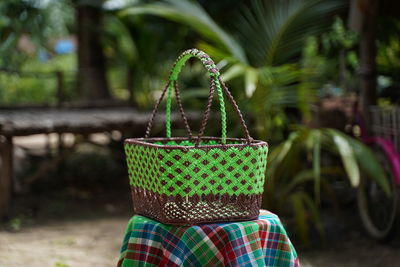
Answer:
[76,3,111,100]
[349,0,378,132]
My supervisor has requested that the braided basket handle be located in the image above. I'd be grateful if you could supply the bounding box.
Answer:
[145,48,252,145]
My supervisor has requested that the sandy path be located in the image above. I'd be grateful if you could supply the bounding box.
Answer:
[0,217,126,267]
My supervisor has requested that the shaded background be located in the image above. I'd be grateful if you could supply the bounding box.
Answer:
[1,0,400,266]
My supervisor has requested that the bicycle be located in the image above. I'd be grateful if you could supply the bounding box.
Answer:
[352,104,400,241]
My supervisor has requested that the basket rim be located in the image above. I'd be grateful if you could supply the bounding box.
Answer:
[124,136,268,150]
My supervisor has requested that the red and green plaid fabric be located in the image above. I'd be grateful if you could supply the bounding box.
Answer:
[118,210,300,267]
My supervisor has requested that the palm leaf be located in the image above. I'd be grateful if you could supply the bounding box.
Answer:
[289,191,323,245]
[325,129,360,187]
[290,192,310,245]
[103,15,138,63]
[334,130,391,195]
[244,67,258,97]
[236,0,347,66]
[220,63,247,81]
[311,130,321,202]
[120,0,247,63]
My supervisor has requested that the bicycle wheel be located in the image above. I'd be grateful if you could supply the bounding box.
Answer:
[357,145,399,241]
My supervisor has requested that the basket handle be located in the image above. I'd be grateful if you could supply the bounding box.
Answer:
[145,49,252,145]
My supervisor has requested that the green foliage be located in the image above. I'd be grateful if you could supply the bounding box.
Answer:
[322,17,358,52]
[54,261,69,267]
[317,17,359,91]
[0,0,46,67]
[121,0,247,63]
[105,7,195,107]
[0,54,76,105]
[0,74,54,105]
[0,0,75,105]
[214,0,344,141]
[235,0,347,67]
[377,19,400,79]
[0,0,73,68]
[378,37,400,77]
[265,127,390,244]
[9,216,22,231]
[247,64,317,141]
[122,0,346,141]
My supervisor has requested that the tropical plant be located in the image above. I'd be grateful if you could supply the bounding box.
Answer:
[102,11,192,107]
[0,0,73,68]
[265,127,390,244]
[120,0,394,245]
[0,0,76,105]
[377,18,400,84]
[0,54,76,105]
[315,17,359,93]
[121,0,347,141]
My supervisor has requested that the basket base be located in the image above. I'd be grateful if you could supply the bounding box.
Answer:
[131,187,262,225]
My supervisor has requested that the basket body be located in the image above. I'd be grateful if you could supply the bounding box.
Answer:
[124,48,269,225]
[125,137,268,225]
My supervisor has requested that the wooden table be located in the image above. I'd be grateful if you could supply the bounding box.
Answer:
[0,106,195,218]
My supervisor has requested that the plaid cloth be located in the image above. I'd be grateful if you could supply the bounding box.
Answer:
[118,210,300,267]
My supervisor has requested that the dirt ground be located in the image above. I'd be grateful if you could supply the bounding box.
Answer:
[0,216,124,267]
[300,236,400,267]
[1,136,400,267]
[1,192,400,267]
[0,190,130,267]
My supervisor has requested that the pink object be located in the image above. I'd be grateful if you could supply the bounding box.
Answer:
[363,136,400,185]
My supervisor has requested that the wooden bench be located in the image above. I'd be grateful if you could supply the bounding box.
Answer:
[0,106,192,218]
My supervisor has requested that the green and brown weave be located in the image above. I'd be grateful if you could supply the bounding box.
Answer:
[124,49,269,225]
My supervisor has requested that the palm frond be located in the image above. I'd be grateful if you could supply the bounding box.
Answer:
[329,129,391,195]
[236,0,347,66]
[265,127,391,243]
[325,129,360,187]
[121,0,247,63]
[289,191,324,245]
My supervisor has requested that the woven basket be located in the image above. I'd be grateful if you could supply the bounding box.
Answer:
[124,49,268,225]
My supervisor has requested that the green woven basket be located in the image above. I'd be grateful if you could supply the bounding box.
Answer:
[124,49,268,225]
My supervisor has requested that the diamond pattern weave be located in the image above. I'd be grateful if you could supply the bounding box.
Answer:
[124,140,268,197]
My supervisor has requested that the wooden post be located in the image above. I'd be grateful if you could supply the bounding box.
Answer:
[58,133,64,154]
[360,0,378,134]
[349,0,378,134]
[0,135,13,219]
[76,3,110,100]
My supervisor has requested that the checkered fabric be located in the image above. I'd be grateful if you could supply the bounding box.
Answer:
[117,210,300,267]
